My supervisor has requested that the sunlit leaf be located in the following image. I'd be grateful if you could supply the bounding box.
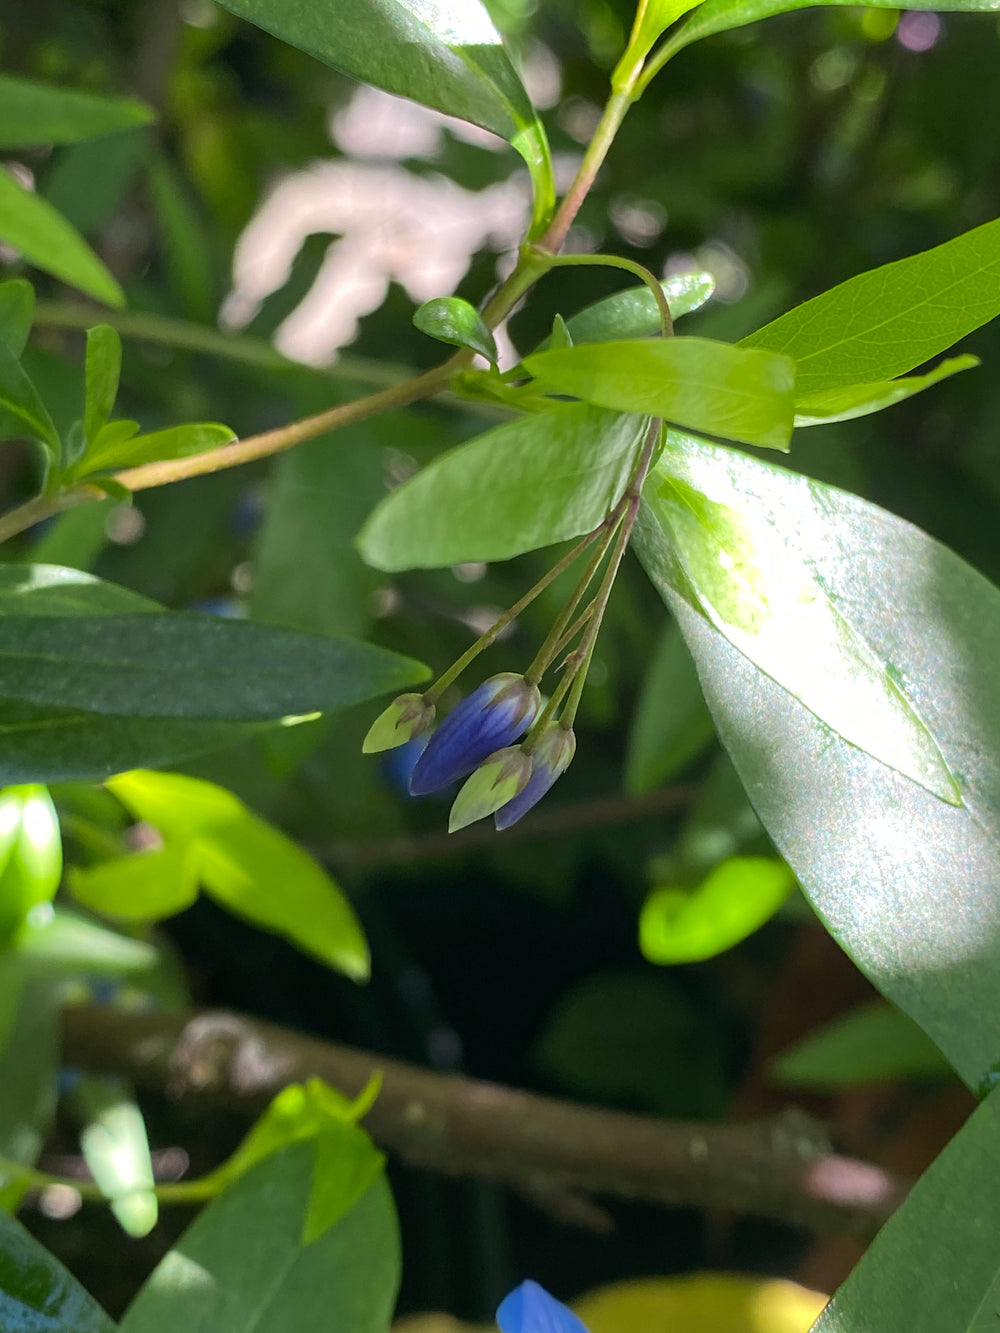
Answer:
[69,841,200,921]
[524,339,795,451]
[0,167,123,307]
[0,785,62,948]
[413,297,497,363]
[75,1076,158,1237]
[358,404,649,570]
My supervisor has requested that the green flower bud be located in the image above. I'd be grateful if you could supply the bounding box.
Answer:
[362,693,435,754]
[448,746,532,833]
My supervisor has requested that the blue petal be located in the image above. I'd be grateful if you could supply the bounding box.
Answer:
[410,675,538,796]
[497,1282,590,1333]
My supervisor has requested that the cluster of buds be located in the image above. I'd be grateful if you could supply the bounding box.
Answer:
[364,420,661,832]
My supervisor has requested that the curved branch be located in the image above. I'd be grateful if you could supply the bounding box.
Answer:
[62,1005,909,1240]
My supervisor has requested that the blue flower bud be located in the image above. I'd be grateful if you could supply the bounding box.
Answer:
[494,724,575,830]
[363,693,435,754]
[409,673,540,796]
[497,1281,590,1333]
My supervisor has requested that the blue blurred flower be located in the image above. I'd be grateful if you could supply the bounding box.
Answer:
[497,1281,590,1333]
[409,673,540,796]
[495,724,575,830]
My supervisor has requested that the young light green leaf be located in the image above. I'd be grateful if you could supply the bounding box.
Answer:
[770,1000,953,1090]
[794,355,979,427]
[83,325,122,446]
[14,906,158,979]
[0,785,62,948]
[659,0,1000,62]
[0,168,124,308]
[641,433,962,804]
[358,404,649,571]
[69,841,200,922]
[531,273,716,354]
[635,437,1000,1090]
[812,1087,1000,1333]
[524,339,795,451]
[742,215,1000,395]
[107,771,370,980]
[640,856,794,964]
[549,313,573,349]
[627,0,711,60]
[0,612,427,721]
[212,0,555,236]
[624,618,715,794]
[413,296,498,363]
[0,73,153,149]
[0,280,34,358]
[79,421,236,476]
[0,338,61,456]
[75,1076,158,1237]
[0,1205,115,1332]
[120,1144,399,1333]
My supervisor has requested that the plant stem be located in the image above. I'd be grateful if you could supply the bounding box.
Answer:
[542,251,673,335]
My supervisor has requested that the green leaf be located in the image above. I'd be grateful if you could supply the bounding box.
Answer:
[83,325,122,447]
[627,0,710,59]
[358,404,649,571]
[0,1205,115,1331]
[0,280,34,358]
[524,339,795,451]
[0,338,61,455]
[211,0,555,236]
[812,1087,1000,1333]
[624,618,715,794]
[78,420,236,476]
[794,355,978,427]
[0,975,59,1176]
[70,841,200,922]
[770,1001,954,1090]
[639,856,795,964]
[639,433,962,805]
[742,215,1000,396]
[413,297,498,363]
[0,612,427,721]
[0,167,124,308]
[0,564,157,617]
[75,1076,158,1237]
[146,151,218,324]
[0,785,62,947]
[107,771,370,980]
[532,273,716,354]
[634,437,1000,1090]
[0,73,153,149]
[120,1144,399,1333]
[14,906,158,979]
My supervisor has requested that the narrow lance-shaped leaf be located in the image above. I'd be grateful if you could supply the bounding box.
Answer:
[0,1207,115,1333]
[0,73,153,149]
[0,167,123,308]
[78,420,236,477]
[532,272,716,352]
[524,339,796,452]
[212,0,555,236]
[742,214,1000,395]
[358,404,650,571]
[83,325,122,446]
[0,339,60,456]
[0,280,34,357]
[659,0,1000,62]
[794,355,979,428]
[641,432,962,804]
[624,618,715,794]
[634,435,1000,1090]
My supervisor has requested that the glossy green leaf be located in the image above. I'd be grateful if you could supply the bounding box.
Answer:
[70,841,200,922]
[0,168,123,308]
[107,771,370,980]
[640,434,961,804]
[624,618,715,794]
[742,215,1000,396]
[639,856,795,964]
[75,1076,158,1237]
[120,1143,399,1333]
[770,1000,953,1090]
[0,1206,115,1332]
[0,612,427,720]
[0,281,34,358]
[413,296,497,363]
[83,325,122,447]
[635,437,1000,1090]
[0,73,153,149]
[812,1087,1000,1333]
[358,404,649,571]
[0,785,62,947]
[79,421,236,476]
[794,355,978,427]
[212,0,555,236]
[524,339,795,451]
[0,339,60,455]
[532,273,716,354]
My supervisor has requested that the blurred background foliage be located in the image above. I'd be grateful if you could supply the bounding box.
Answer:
[1,0,998,1324]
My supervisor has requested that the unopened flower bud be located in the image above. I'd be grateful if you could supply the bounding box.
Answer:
[448,746,532,833]
[409,673,541,796]
[495,723,576,830]
[363,693,435,754]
